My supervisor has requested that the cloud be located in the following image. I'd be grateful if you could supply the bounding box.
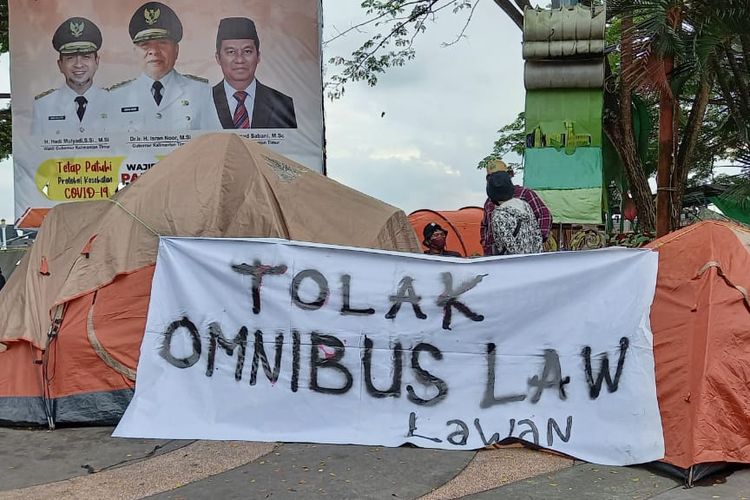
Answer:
[323,0,525,213]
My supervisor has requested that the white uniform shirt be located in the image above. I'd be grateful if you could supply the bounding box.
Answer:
[109,70,209,132]
[32,84,109,136]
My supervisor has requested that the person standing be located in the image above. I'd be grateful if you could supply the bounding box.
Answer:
[486,171,543,255]
[480,159,551,256]
[109,2,208,132]
[203,17,297,130]
[422,222,462,257]
[32,17,109,135]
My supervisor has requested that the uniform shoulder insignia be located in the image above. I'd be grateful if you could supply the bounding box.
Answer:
[184,74,209,83]
[35,88,56,100]
[106,79,135,91]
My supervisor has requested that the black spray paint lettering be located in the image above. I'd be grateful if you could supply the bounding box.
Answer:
[436,273,486,330]
[446,419,470,446]
[476,419,540,445]
[231,260,288,314]
[159,317,202,368]
[481,344,571,408]
[517,419,539,444]
[292,270,330,311]
[291,329,301,392]
[406,412,442,443]
[474,417,510,446]
[340,274,375,316]
[310,333,354,394]
[362,336,403,398]
[480,343,526,408]
[406,343,448,406]
[410,414,573,448]
[205,322,248,380]
[163,317,450,405]
[582,337,630,398]
[385,276,427,320]
[249,330,284,386]
[528,349,570,403]
[547,416,573,445]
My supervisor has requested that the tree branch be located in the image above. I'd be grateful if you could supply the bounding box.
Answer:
[492,0,524,30]
[613,16,656,232]
[672,70,714,227]
[324,0,433,44]
[443,0,481,47]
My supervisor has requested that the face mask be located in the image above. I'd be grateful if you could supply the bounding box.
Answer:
[429,234,447,250]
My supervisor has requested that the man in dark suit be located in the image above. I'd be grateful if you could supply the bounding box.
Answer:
[203,17,297,129]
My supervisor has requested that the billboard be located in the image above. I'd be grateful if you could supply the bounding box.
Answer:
[8,0,324,218]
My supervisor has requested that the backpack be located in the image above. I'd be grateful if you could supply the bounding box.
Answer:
[490,198,543,255]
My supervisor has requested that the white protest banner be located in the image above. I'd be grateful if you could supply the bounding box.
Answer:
[115,238,664,465]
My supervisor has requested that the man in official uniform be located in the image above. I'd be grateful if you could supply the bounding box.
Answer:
[32,17,109,136]
[202,17,297,130]
[109,2,208,132]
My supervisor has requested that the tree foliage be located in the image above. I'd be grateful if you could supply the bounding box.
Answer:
[0,0,8,54]
[330,0,750,231]
[0,107,9,162]
[478,111,526,171]
[1,0,9,160]
[324,0,529,99]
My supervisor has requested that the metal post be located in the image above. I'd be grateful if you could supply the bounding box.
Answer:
[0,219,7,250]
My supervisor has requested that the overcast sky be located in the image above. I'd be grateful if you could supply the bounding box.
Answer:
[0,1,526,222]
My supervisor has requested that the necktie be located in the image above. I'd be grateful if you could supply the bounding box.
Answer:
[233,91,250,129]
[75,96,87,121]
[152,81,164,106]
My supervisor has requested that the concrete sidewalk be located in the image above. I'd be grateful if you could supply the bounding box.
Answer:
[0,427,747,499]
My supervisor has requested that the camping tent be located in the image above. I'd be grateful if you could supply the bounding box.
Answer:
[0,249,26,282]
[408,207,484,257]
[0,133,420,426]
[647,221,750,481]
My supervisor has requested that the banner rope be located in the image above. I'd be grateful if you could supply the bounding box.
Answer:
[86,291,137,381]
[107,199,161,237]
[697,261,750,310]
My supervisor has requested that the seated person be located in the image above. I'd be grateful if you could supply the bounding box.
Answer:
[487,172,543,255]
[422,222,462,257]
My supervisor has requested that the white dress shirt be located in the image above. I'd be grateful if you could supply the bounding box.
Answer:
[224,79,257,122]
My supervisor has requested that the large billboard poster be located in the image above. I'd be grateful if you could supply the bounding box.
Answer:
[9,0,324,218]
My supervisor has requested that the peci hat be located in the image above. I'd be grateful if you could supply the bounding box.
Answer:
[129,2,183,44]
[52,17,102,54]
[486,171,515,203]
[216,17,260,51]
[423,222,448,243]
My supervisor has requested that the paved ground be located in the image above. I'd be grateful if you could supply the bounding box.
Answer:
[0,426,748,499]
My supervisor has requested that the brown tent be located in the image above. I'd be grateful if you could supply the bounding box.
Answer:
[647,221,750,481]
[0,133,419,426]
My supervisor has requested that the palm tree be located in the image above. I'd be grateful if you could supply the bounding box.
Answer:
[609,0,750,234]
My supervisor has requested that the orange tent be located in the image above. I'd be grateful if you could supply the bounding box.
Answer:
[15,208,51,229]
[647,221,750,481]
[0,134,420,426]
[408,207,484,256]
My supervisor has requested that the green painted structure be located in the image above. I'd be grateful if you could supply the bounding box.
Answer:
[522,4,607,225]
